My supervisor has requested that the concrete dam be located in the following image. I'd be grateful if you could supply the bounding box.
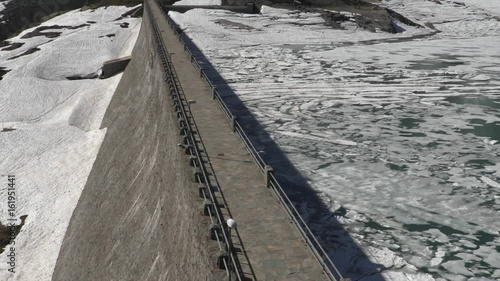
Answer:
[52,1,344,280]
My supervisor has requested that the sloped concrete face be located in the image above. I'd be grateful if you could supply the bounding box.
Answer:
[52,9,219,281]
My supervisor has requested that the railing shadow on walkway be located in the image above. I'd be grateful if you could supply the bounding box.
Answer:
[160,7,389,281]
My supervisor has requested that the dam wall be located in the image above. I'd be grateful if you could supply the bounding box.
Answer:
[52,6,220,281]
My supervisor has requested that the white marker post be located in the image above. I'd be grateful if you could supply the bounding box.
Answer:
[226,218,237,280]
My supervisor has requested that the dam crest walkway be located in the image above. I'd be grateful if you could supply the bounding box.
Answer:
[148,0,332,280]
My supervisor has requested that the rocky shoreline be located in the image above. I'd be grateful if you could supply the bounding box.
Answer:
[221,0,423,33]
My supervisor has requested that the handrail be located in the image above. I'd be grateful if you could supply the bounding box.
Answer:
[152,1,345,280]
[144,1,244,280]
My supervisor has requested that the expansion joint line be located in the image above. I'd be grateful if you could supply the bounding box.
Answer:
[144,1,244,280]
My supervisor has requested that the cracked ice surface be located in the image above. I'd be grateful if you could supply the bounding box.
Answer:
[171,0,499,280]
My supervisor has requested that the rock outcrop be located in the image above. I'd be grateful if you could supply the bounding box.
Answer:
[216,0,423,33]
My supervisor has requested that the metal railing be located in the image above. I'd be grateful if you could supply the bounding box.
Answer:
[145,1,244,280]
[149,0,345,280]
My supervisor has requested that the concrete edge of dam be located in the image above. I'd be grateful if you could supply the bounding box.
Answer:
[52,5,221,280]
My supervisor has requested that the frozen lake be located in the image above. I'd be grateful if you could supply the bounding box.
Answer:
[171,0,500,280]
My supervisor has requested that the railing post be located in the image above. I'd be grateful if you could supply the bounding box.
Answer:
[198,184,208,198]
[321,250,326,274]
[231,116,237,132]
[264,165,274,188]
[212,87,217,100]
[199,68,203,78]
[203,200,214,217]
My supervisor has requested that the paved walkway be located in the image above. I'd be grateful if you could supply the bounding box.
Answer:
[149,1,327,280]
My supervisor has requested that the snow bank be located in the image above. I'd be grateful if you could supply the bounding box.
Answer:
[0,5,141,280]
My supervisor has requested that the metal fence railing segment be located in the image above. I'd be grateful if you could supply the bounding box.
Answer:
[145,1,244,280]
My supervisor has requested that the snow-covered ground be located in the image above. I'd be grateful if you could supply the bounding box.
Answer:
[0,6,140,280]
[170,0,500,280]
